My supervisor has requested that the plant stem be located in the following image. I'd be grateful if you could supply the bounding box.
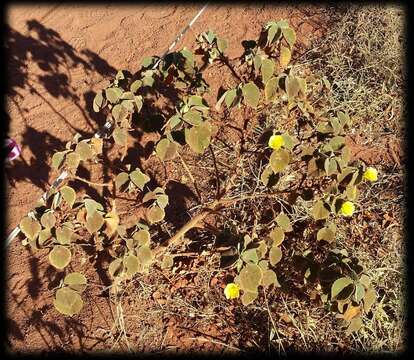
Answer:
[177,152,203,203]
[73,175,112,187]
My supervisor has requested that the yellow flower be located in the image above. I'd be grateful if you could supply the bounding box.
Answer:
[340,201,355,217]
[268,134,285,150]
[224,283,240,300]
[363,167,378,182]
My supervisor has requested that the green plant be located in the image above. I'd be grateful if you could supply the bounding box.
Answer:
[19,19,381,339]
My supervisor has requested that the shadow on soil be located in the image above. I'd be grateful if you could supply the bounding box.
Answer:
[5,19,116,191]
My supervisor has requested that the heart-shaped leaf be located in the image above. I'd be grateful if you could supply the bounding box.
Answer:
[276,213,292,232]
[56,226,73,245]
[60,186,76,209]
[239,263,262,292]
[54,287,83,316]
[265,77,279,103]
[331,277,354,300]
[261,58,275,84]
[64,272,87,293]
[270,149,290,173]
[242,82,260,108]
[279,46,291,68]
[147,206,165,224]
[86,210,105,234]
[49,245,72,270]
[156,138,178,161]
[270,227,285,247]
[40,212,56,229]
[20,217,41,240]
[130,169,150,190]
[269,246,283,266]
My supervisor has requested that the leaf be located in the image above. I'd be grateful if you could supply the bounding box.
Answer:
[270,227,285,247]
[38,228,52,245]
[147,206,165,224]
[56,226,73,245]
[276,213,292,232]
[286,76,300,99]
[65,152,80,171]
[161,255,174,269]
[279,46,291,68]
[342,305,360,322]
[311,200,330,220]
[20,217,41,240]
[156,194,169,209]
[156,138,178,161]
[185,121,212,154]
[253,54,262,73]
[282,27,296,47]
[136,245,153,267]
[225,89,237,108]
[269,149,290,173]
[105,87,122,104]
[51,151,66,170]
[239,263,262,292]
[331,277,354,300]
[329,136,345,151]
[113,127,128,146]
[269,246,283,266]
[60,186,76,209]
[317,225,336,243]
[84,198,104,217]
[130,169,150,190]
[112,103,128,122]
[64,272,87,293]
[133,230,151,247]
[108,258,123,278]
[115,172,129,189]
[54,287,83,316]
[130,80,142,93]
[324,157,338,176]
[49,245,72,270]
[93,91,104,112]
[183,110,203,126]
[363,287,376,313]
[75,141,94,161]
[265,77,279,103]
[217,37,228,53]
[280,133,297,151]
[105,209,119,237]
[354,283,366,303]
[241,290,258,306]
[242,82,260,108]
[346,317,362,336]
[241,249,259,264]
[124,254,140,277]
[261,269,280,288]
[40,212,56,229]
[261,58,275,84]
[86,210,105,234]
[267,24,279,45]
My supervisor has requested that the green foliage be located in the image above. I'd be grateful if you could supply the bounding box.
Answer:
[23,19,378,338]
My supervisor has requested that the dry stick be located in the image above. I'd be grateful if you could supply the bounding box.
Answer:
[177,152,203,203]
[209,144,221,199]
[73,175,112,187]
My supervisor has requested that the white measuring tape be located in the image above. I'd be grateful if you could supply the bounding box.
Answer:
[5,3,209,248]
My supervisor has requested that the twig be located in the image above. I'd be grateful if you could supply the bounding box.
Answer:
[73,175,112,187]
[209,144,221,199]
[177,152,203,203]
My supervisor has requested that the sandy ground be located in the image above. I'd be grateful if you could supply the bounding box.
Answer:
[5,4,330,353]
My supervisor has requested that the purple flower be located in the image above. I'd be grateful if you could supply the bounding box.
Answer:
[5,138,21,161]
